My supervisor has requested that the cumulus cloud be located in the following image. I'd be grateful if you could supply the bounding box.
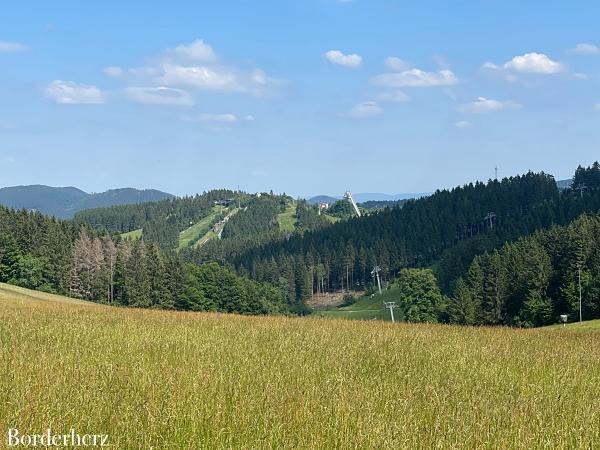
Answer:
[106,39,280,98]
[570,43,600,55]
[104,66,124,77]
[0,41,29,52]
[372,68,458,87]
[125,86,194,106]
[481,61,500,70]
[167,39,216,62]
[376,90,409,103]
[384,57,411,71]
[347,101,382,118]
[458,97,521,113]
[454,121,472,129]
[503,52,564,74]
[325,50,362,68]
[160,64,240,91]
[45,80,104,104]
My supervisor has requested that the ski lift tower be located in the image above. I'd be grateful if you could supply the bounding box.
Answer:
[371,266,382,295]
[344,191,361,217]
[384,302,398,322]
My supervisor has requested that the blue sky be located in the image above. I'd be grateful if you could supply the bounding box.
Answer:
[1,1,600,197]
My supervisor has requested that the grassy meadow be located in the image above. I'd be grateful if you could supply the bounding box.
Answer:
[1,283,600,448]
[277,201,298,232]
[178,206,224,250]
[316,286,404,321]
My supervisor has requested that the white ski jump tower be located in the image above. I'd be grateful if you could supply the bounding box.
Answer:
[344,191,361,217]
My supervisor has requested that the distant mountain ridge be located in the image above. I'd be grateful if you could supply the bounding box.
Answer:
[309,179,573,204]
[556,179,573,190]
[307,192,428,205]
[0,185,174,218]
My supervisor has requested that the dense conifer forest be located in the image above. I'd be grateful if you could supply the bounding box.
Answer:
[1,162,599,326]
[0,207,285,314]
[74,189,239,249]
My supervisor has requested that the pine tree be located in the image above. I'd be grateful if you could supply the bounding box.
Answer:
[448,278,477,325]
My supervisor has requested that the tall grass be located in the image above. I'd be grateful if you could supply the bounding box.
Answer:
[1,283,599,448]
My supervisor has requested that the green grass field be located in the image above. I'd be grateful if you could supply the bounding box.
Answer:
[546,319,600,332]
[120,228,143,240]
[277,202,297,232]
[178,206,223,250]
[316,286,403,321]
[2,283,600,448]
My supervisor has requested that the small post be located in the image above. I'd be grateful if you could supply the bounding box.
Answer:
[560,314,568,328]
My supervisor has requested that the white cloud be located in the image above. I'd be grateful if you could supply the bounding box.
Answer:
[104,39,279,98]
[570,43,600,55]
[458,97,521,113]
[594,103,600,111]
[573,72,588,80]
[325,50,362,68]
[125,86,194,106]
[481,61,500,70]
[157,64,278,96]
[5,156,16,163]
[168,39,216,62]
[188,113,239,123]
[372,68,458,87]
[384,57,411,71]
[45,80,104,104]
[244,115,255,121]
[503,52,564,74]
[0,41,29,52]
[159,64,241,91]
[104,66,124,77]
[377,90,409,103]
[347,101,382,118]
[454,121,472,129]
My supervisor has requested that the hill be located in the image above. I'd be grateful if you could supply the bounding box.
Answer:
[556,178,573,190]
[74,189,239,249]
[0,185,173,218]
[306,195,339,205]
[307,192,425,205]
[210,165,600,321]
[79,192,335,254]
[307,178,573,204]
[2,282,600,447]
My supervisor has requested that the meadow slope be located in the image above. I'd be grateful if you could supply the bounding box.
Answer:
[1,283,600,448]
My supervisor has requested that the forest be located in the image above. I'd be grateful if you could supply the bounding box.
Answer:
[0,206,286,314]
[1,162,599,326]
[74,189,239,250]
